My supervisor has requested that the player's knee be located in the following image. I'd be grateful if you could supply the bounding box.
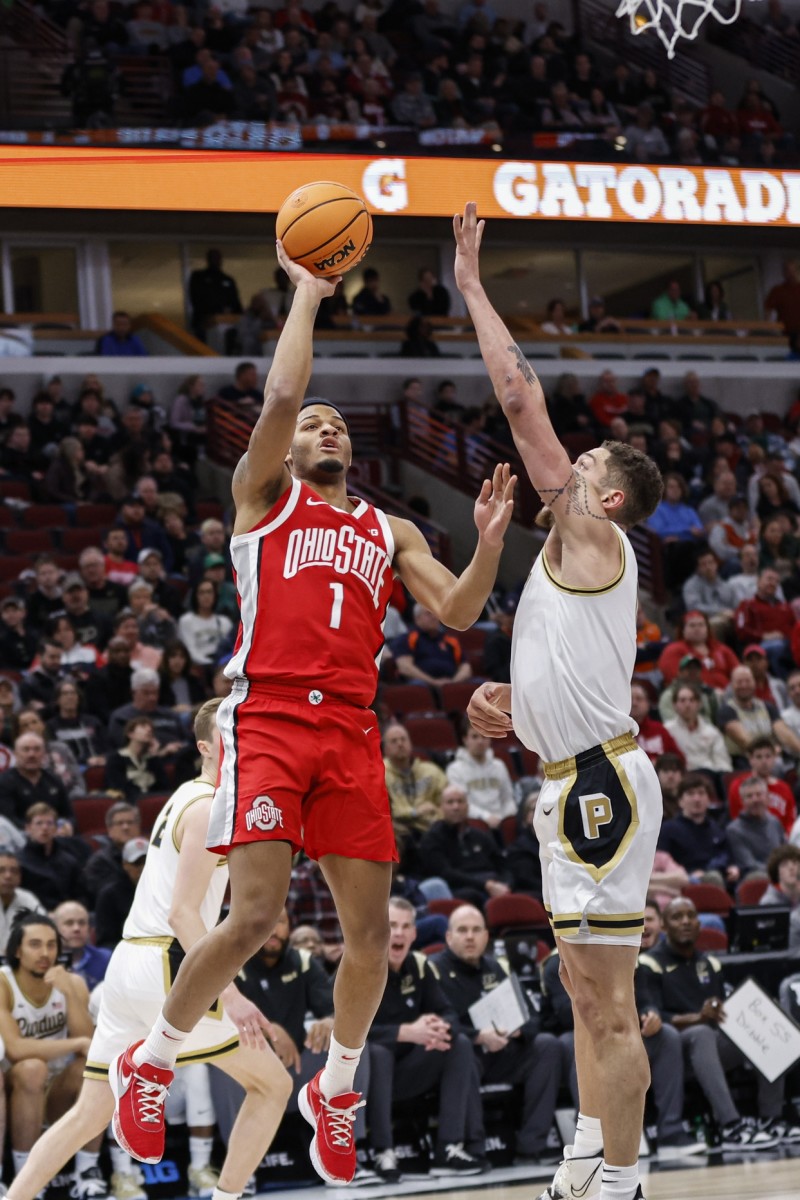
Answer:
[226,908,279,955]
[344,916,389,965]
[9,1058,48,1093]
[571,981,635,1040]
[557,959,574,998]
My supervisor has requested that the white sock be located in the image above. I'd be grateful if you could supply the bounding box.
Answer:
[572,1112,604,1158]
[75,1151,100,1176]
[319,1034,363,1099]
[189,1136,214,1171]
[133,1011,189,1070]
[12,1151,29,1177]
[599,1162,639,1199]
[108,1142,135,1175]
[211,1189,240,1200]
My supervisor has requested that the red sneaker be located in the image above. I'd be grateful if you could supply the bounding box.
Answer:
[298,1069,364,1184]
[109,1041,174,1164]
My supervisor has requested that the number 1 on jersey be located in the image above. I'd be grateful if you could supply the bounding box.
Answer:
[329,582,344,629]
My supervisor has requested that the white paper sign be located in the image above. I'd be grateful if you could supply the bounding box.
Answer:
[721,977,800,1082]
[468,975,528,1036]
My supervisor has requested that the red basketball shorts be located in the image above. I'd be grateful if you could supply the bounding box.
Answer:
[206,680,397,863]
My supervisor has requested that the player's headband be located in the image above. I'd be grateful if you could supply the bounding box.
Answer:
[300,398,349,434]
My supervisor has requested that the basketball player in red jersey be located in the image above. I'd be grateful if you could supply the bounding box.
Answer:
[111,242,516,1188]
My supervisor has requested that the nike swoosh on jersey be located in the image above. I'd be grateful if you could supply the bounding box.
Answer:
[306,498,329,506]
[541,805,555,816]
[363,727,374,735]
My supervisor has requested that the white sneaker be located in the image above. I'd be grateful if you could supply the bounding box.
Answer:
[187,1166,220,1198]
[110,1173,147,1200]
[70,1167,109,1200]
[535,1146,603,1200]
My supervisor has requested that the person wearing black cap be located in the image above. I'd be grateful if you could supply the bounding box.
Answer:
[59,574,112,650]
[94,837,150,949]
[116,493,173,572]
[483,597,515,683]
[578,298,621,335]
[0,596,38,670]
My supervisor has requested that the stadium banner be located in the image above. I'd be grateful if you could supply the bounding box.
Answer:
[0,145,798,226]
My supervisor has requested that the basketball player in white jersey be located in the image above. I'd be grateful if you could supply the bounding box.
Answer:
[6,699,292,1200]
[0,912,102,1198]
[454,203,664,1200]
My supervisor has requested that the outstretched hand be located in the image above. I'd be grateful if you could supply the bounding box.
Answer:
[275,239,342,300]
[453,201,485,294]
[474,463,517,547]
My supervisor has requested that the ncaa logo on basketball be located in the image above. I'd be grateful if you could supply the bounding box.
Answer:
[314,238,356,272]
[245,796,285,833]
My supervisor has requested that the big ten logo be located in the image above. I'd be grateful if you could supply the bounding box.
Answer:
[141,1162,180,1184]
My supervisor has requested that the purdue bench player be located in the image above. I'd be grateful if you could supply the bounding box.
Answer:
[6,700,291,1200]
[455,202,664,1200]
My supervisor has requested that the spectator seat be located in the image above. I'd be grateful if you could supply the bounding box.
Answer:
[0,558,26,581]
[84,764,108,792]
[405,715,457,752]
[486,893,550,935]
[439,680,481,715]
[62,527,108,553]
[21,505,70,529]
[75,503,117,528]
[681,883,733,916]
[422,942,445,956]
[195,501,225,522]
[467,817,491,834]
[380,683,438,718]
[0,507,15,528]
[455,626,486,669]
[736,877,769,906]
[0,481,30,500]
[426,898,463,918]
[695,927,729,953]
[500,815,518,847]
[73,795,115,835]
[7,529,55,554]
[138,792,171,834]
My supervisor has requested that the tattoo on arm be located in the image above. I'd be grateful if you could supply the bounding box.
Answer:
[506,344,539,388]
[536,470,608,521]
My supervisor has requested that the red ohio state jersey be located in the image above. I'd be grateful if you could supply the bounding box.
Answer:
[226,476,396,706]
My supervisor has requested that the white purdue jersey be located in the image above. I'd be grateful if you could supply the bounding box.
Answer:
[511,524,639,762]
[124,778,227,941]
[0,965,68,1045]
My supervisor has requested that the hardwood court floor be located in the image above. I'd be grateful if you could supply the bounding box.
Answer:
[400,1157,795,1200]
[278,1153,797,1200]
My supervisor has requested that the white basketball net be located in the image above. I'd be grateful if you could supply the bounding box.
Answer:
[615,0,752,58]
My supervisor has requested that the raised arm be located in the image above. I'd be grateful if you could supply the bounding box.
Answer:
[231,243,341,533]
[453,203,615,550]
[389,463,516,629]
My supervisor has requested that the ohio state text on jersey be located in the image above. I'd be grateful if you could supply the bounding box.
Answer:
[225,476,395,705]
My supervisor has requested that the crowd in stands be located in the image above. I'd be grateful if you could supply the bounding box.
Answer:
[88,249,800,356]
[1,345,800,1192]
[37,0,798,168]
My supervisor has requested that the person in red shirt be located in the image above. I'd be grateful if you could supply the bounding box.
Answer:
[734,567,795,675]
[765,258,800,338]
[588,368,629,428]
[737,92,782,140]
[741,644,787,709]
[631,680,684,765]
[658,610,739,691]
[726,735,797,833]
[700,89,739,144]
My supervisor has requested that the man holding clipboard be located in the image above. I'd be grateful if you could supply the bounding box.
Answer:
[432,904,562,1166]
[637,897,799,1147]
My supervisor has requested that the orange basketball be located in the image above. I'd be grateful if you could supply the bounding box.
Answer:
[276,181,373,278]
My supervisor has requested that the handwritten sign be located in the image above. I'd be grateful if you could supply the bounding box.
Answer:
[721,977,800,1082]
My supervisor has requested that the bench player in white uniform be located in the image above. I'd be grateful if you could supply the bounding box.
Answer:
[7,699,292,1200]
[454,204,665,1200]
[0,912,103,1198]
